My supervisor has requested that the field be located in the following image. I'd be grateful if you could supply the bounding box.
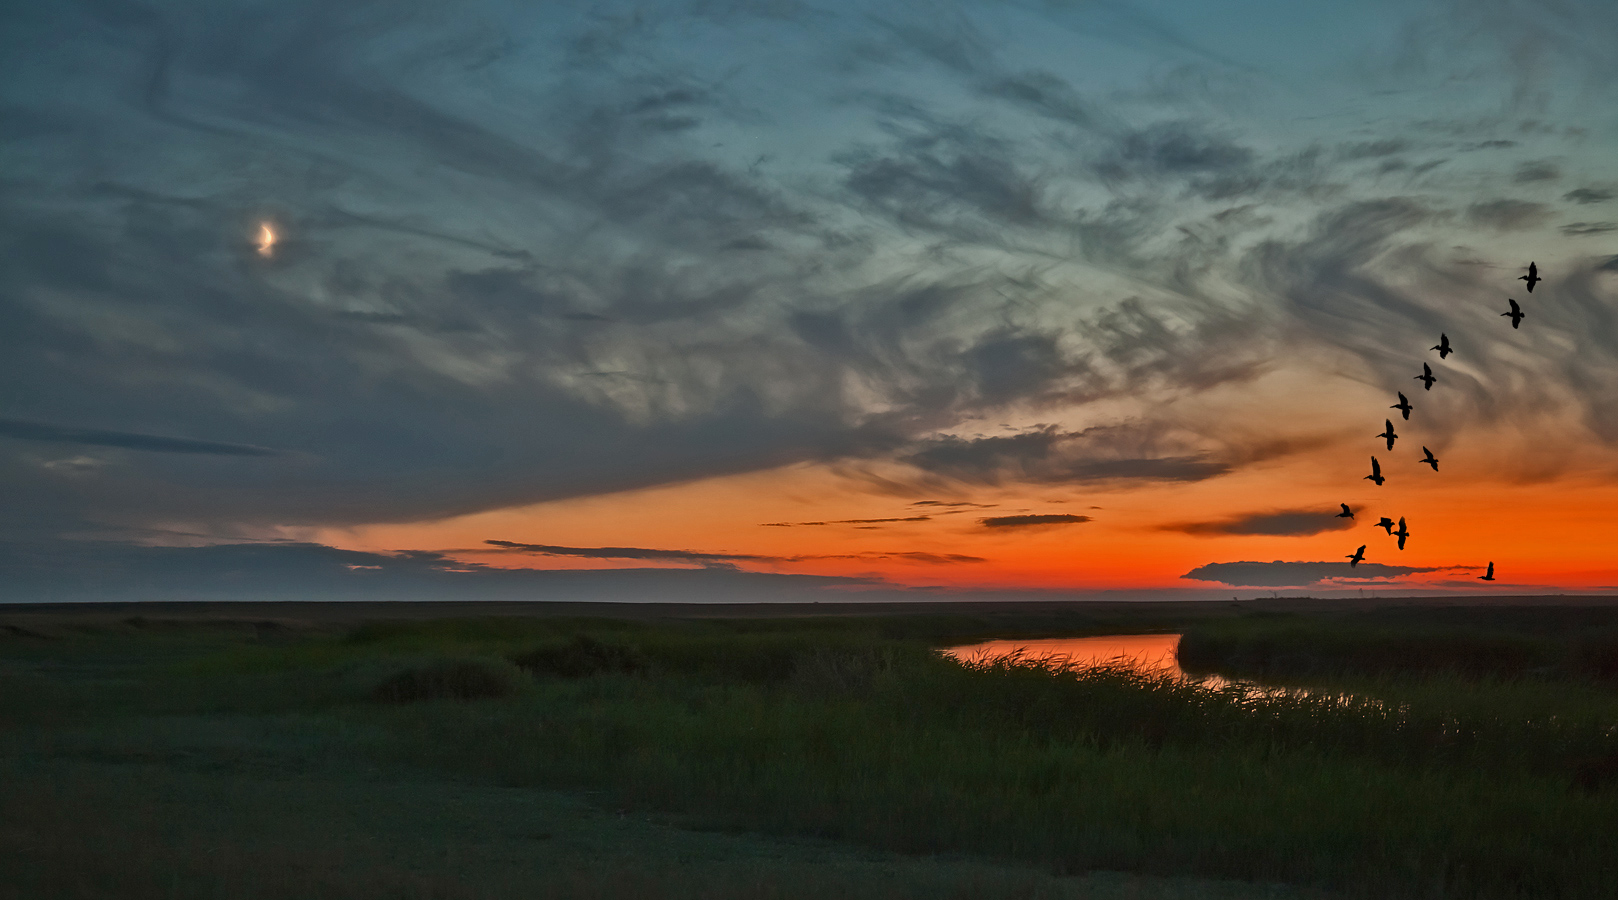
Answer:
[3,598,1617,899]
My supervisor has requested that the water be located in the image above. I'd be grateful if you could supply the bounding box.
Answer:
[942,634,1247,690]
[943,634,1189,676]
[942,634,1350,701]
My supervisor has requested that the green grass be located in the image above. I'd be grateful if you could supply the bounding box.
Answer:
[3,609,1617,898]
[1178,607,1618,682]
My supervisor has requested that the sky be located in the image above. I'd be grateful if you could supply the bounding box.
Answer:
[3,0,1618,602]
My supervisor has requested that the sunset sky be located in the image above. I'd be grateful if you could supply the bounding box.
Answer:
[4,0,1617,601]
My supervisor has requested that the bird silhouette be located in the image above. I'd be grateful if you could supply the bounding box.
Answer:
[1479,561,1495,581]
[1376,516,1395,534]
[1337,503,1354,518]
[1503,298,1525,329]
[1377,419,1398,451]
[1391,392,1413,420]
[1346,545,1366,567]
[1431,333,1453,359]
[1366,456,1385,486]
[1415,362,1437,391]
[1421,446,1439,471]
[1519,261,1540,293]
[1393,517,1409,550]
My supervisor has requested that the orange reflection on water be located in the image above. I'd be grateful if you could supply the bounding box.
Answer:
[943,634,1189,678]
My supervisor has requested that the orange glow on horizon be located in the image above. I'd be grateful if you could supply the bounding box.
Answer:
[307,436,1618,595]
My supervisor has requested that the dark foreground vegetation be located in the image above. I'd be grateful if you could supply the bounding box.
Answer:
[3,601,1617,899]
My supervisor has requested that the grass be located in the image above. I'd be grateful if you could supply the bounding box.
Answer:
[3,606,1617,898]
[1178,607,1618,682]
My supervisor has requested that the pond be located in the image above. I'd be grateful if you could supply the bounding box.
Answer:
[943,633,1185,674]
[940,635,1374,704]
[941,633,1241,689]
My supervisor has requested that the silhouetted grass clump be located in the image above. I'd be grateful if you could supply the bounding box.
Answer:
[369,659,522,702]
[511,635,648,678]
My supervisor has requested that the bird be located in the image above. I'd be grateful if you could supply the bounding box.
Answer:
[1519,261,1540,293]
[1377,419,1398,451]
[1346,545,1366,567]
[1337,503,1354,518]
[1391,392,1413,421]
[1366,456,1385,486]
[1421,446,1439,471]
[1393,517,1409,550]
[1503,298,1525,329]
[1415,362,1437,391]
[1431,333,1453,359]
[1479,561,1495,581]
[1376,516,1396,534]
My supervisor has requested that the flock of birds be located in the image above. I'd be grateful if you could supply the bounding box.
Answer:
[1337,261,1543,583]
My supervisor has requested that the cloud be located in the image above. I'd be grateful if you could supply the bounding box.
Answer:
[1513,160,1561,182]
[483,539,772,567]
[0,419,282,457]
[762,516,931,527]
[0,540,880,603]
[482,539,979,566]
[979,514,1091,528]
[1181,560,1446,587]
[1466,199,1553,231]
[1564,187,1614,204]
[899,422,1294,487]
[0,0,1611,575]
[1162,509,1356,537]
[1095,120,1255,181]
[1561,222,1618,236]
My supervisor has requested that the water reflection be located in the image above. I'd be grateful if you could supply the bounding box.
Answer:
[944,634,1187,675]
[942,634,1250,690]
[942,634,1356,702]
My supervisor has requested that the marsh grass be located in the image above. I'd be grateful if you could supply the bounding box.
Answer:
[4,610,1618,898]
[369,657,524,702]
[1178,609,1618,683]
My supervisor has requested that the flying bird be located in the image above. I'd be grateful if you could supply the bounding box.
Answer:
[1376,516,1395,534]
[1503,298,1525,329]
[1479,561,1495,581]
[1378,419,1398,451]
[1393,517,1409,550]
[1366,456,1385,486]
[1391,392,1413,420]
[1421,446,1439,471]
[1431,333,1453,359]
[1415,363,1436,391]
[1519,261,1540,292]
[1346,545,1366,567]
[1337,503,1354,518]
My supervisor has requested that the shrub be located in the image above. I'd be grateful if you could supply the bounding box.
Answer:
[510,635,647,678]
[369,659,522,703]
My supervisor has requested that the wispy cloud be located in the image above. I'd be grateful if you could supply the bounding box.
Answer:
[483,540,771,567]
[0,419,282,457]
[1161,508,1356,537]
[979,514,1091,528]
[762,516,931,527]
[482,539,981,566]
[1182,560,1448,587]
